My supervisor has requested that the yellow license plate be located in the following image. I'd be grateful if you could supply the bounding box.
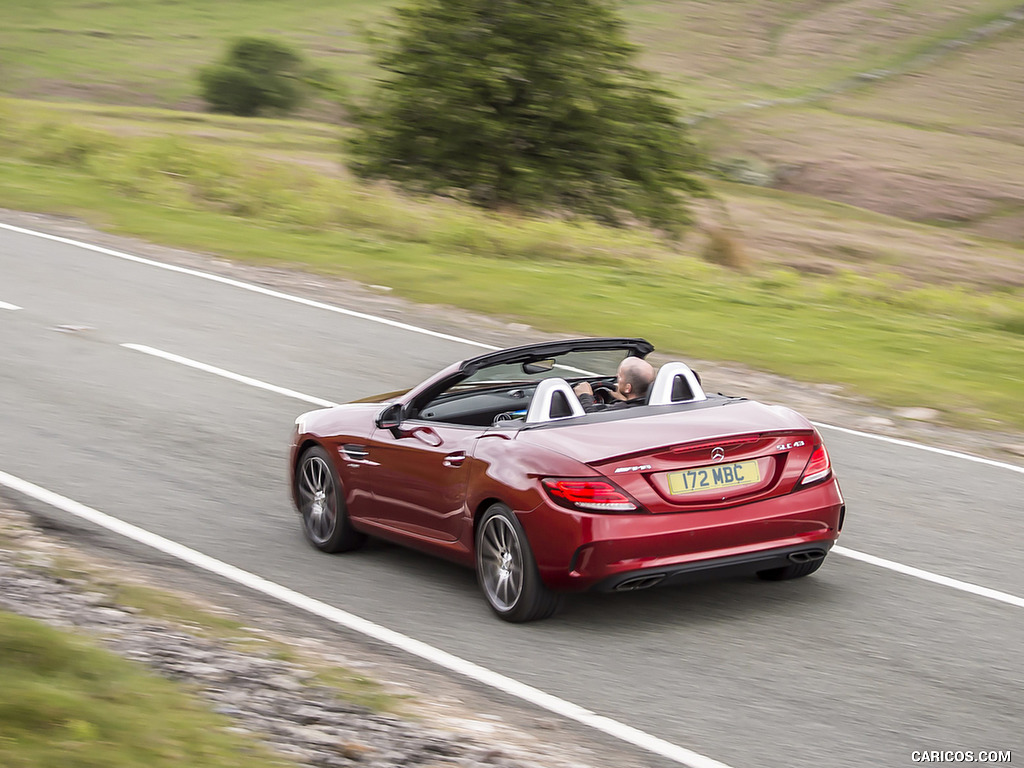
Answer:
[667,460,761,495]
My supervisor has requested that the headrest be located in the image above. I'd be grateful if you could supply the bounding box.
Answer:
[647,362,707,405]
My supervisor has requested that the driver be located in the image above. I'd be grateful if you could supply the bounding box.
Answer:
[573,356,655,412]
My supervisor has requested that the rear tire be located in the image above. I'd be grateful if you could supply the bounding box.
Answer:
[476,504,561,622]
[756,556,825,581]
[295,446,366,553]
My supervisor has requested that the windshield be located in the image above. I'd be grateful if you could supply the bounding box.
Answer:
[457,349,631,389]
[411,345,646,425]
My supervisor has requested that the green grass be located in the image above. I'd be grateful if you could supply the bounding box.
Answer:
[0,610,293,768]
[310,666,414,714]
[1,98,1021,432]
[0,0,391,106]
[23,550,413,715]
[99,580,245,636]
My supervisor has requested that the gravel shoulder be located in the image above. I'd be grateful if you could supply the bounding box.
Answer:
[0,504,659,768]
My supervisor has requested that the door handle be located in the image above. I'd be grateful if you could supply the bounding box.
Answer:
[410,426,443,447]
[442,451,466,468]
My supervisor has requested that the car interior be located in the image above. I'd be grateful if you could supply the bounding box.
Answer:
[412,361,709,428]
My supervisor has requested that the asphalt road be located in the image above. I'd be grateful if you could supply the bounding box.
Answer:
[1,218,1021,768]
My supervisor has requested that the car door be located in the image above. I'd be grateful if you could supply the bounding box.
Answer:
[363,420,479,542]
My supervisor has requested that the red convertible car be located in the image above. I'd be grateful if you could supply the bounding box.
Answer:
[290,338,845,622]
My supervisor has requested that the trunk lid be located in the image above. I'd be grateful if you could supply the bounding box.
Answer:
[521,400,821,511]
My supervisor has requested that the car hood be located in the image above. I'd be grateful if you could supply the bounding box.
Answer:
[514,400,813,465]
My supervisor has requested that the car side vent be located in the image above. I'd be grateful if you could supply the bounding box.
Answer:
[341,444,369,460]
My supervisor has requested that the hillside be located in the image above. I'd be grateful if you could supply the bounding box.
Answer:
[1,0,1023,431]
[3,0,1023,245]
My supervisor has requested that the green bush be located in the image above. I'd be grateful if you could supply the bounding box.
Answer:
[700,226,750,270]
[199,37,306,116]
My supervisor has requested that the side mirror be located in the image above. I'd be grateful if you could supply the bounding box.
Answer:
[375,403,403,430]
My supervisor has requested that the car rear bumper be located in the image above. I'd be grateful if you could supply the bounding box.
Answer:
[519,478,844,591]
[591,540,835,592]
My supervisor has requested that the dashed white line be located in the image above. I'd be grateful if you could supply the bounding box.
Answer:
[0,469,734,768]
[125,341,1024,612]
[0,300,22,311]
[122,344,338,408]
[1,219,1020,476]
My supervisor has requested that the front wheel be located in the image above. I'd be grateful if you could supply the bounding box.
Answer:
[475,504,561,622]
[295,446,365,553]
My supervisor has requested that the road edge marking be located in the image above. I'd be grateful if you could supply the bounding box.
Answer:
[0,468,734,768]
[2,219,1021,476]
[0,221,499,352]
[122,343,338,408]
[834,546,1024,609]
[812,422,1024,475]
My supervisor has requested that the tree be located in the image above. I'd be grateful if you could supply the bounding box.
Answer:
[199,37,306,117]
[348,0,705,230]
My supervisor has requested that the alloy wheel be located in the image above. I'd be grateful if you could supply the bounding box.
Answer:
[298,455,336,545]
[479,514,525,611]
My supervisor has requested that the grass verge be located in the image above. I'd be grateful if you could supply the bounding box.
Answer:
[1,99,1022,432]
[0,610,291,768]
[32,550,411,716]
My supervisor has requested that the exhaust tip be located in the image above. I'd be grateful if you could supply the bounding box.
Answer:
[614,573,667,592]
[788,549,826,564]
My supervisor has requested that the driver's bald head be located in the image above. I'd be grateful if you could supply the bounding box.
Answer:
[618,356,655,400]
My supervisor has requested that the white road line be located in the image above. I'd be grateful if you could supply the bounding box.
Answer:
[5,221,1024,473]
[0,469,733,768]
[122,344,338,409]
[813,422,1024,475]
[123,342,1024,612]
[2,219,1021,476]
[0,221,498,352]
[0,300,22,311]
[834,546,1024,609]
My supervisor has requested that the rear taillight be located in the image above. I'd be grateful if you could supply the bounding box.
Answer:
[800,445,832,486]
[542,479,639,512]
